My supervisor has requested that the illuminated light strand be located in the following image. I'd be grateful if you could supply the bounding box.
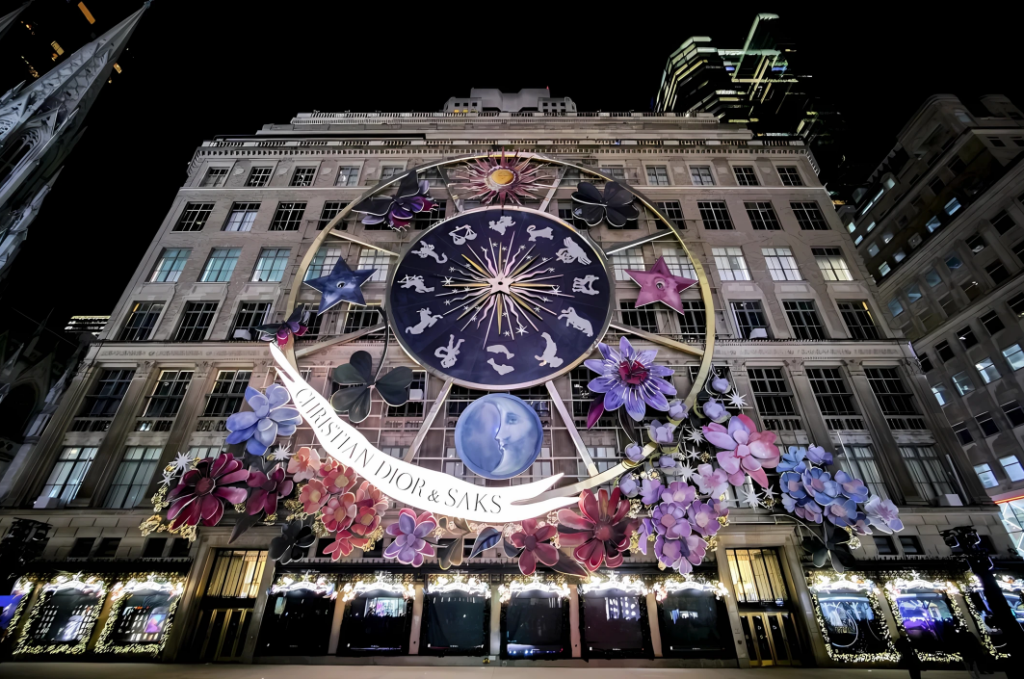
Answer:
[883,575,968,663]
[956,573,1013,660]
[426,574,491,598]
[805,571,900,664]
[498,574,571,604]
[271,574,337,598]
[14,575,109,656]
[340,573,415,602]
[94,574,186,656]
[580,572,648,596]
[653,575,729,602]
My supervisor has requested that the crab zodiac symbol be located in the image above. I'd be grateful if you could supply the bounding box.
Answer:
[526,225,554,241]
[448,224,477,245]
[406,308,443,335]
[488,215,515,235]
[557,307,593,337]
[555,238,592,265]
[411,242,448,264]
[435,334,465,368]
[399,275,434,293]
[572,275,600,296]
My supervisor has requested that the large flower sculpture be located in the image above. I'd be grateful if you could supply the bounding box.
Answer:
[452,152,547,205]
[350,481,388,538]
[702,414,780,487]
[585,337,676,423]
[352,172,436,231]
[571,181,640,228]
[510,519,559,576]
[245,465,293,516]
[257,307,308,346]
[558,488,637,571]
[167,454,248,529]
[383,508,437,567]
[225,385,303,456]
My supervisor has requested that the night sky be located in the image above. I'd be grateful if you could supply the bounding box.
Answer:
[0,0,1021,349]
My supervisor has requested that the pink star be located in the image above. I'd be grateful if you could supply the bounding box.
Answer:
[625,256,697,315]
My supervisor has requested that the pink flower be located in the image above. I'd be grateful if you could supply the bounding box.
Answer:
[383,508,437,566]
[287,447,321,482]
[693,463,730,498]
[322,463,358,495]
[350,481,388,538]
[688,498,727,537]
[322,492,357,532]
[245,465,294,516]
[661,481,696,505]
[323,529,369,560]
[558,488,636,571]
[510,519,559,575]
[167,453,248,529]
[299,479,329,514]
[702,414,780,488]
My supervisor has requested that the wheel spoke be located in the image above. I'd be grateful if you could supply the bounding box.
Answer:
[436,165,465,214]
[403,378,454,463]
[538,166,566,213]
[608,321,704,357]
[328,230,399,257]
[293,324,387,358]
[603,231,674,256]
[546,380,599,477]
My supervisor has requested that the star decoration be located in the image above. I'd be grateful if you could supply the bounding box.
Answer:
[740,486,761,509]
[171,452,193,472]
[684,447,700,461]
[442,277,453,285]
[727,391,748,409]
[159,471,177,486]
[269,444,293,462]
[684,427,705,444]
[625,256,697,315]
[678,463,695,481]
[304,257,376,312]
[760,486,777,501]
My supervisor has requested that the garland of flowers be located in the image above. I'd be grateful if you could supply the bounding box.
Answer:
[14,576,108,656]
[92,575,185,656]
[956,573,1011,660]
[805,572,900,663]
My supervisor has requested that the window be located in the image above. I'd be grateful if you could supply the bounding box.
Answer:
[318,201,347,231]
[791,202,829,230]
[169,539,192,558]
[619,300,659,333]
[745,202,780,230]
[379,165,403,181]
[842,445,888,499]
[813,247,853,281]
[342,305,382,334]
[713,247,750,280]
[952,421,974,445]
[356,248,390,283]
[1010,293,1024,316]
[187,446,224,462]
[412,200,446,231]
[174,202,213,232]
[931,383,950,406]
[230,302,270,340]
[948,156,967,173]
[986,260,1010,284]
[927,176,945,194]
[677,300,706,336]
[777,167,802,186]
[867,243,880,257]
[201,167,228,187]
[646,165,670,185]
[893,249,906,263]
[899,536,924,555]
[610,247,645,281]
[763,247,801,280]
[79,369,135,417]
[245,167,272,187]
[727,548,789,604]
[269,201,306,231]
[945,198,962,215]
[1003,402,1024,428]
[1014,240,1024,262]
[251,248,289,282]
[1003,344,1024,371]
[899,446,953,501]
[945,254,963,270]
[888,299,905,317]
[205,550,267,598]
[963,279,982,300]
[204,370,253,416]
[952,371,974,396]
[981,310,1005,335]
[976,358,1001,384]
[387,370,425,417]
[905,285,922,302]
[690,166,715,185]
[654,200,685,229]
[923,269,942,287]
[336,165,360,186]
[224,202,260,232]
[1001,455,1024,481]
[174,302,218,342]
[807,368,857,416]
[854,235,863,245]
[919,353,933,372]
[144,370,193,418]
[201,248,241,282]
[936,340,955,362]
[143,538,167,558]
[865,368,919,415]
[698,201,733,229]
[305,246,342,280]
[119,302,163,341]
[747,368,797,419]
[976,411,1000,436]
[150,248,190,283]
[967,233,987,253]
[290,167,316,187]
[734,166,758,186]
[783,300,827,340]
[838,301,879,339]
[731,301,769,339]
[661,248,696,278]
[874,536,896,555]
[958,326,978,348]
[926,216,942,233]
[104,447,161,509]
[40,447,97,505]
[992,211,1016,234]
[69,538,95,558]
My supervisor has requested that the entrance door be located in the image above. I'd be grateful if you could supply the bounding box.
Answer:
[195,608,252,662]
[739,611,802,667]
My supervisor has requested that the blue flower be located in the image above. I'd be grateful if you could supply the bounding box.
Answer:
[824,497,858,527]
[802,468,840,506]
[226,385,303,456]
[806,445,834,466]
[702,398,727,423]
[619,474,639,498]
[835,470,869,503]
[778,447,808,474]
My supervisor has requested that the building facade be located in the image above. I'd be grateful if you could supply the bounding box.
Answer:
[0,95,1020,668]
[841,94,1024,551]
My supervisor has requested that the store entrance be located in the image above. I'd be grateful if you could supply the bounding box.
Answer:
[738,610,802,666]
[194,607,252,662]
[726,548,805,667]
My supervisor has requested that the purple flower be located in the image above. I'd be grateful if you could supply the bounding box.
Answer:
[806,445,834,466]
[649,420,677,446]
[864,496,904,534]
[652,502,691,539]
[245,465,294,516]
[851,512,872,536]
[688,499,727,537]
[661,481,696,505]
[636,518,654,555]
[585,337,676,422]
[693,464,730,498]
[225,385,303,456]
[383,508,437,566]
[640,478,664,506]
[668,400,689,421]
[353,173,436,232]
[824,497,858,527]
[619,474,639,498]
[711,375,731,394]
[778,447,808,474]
[624,443,645,463]
[659,456,678,469]
[802,467,840,506]
[783,493,823,523]
[702,398,728,423]
[655,534,706,575]
[835,470,869,503]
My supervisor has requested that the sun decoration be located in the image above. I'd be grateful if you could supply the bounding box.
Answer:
[453,153,548,205]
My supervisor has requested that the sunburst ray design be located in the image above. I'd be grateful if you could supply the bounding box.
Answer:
[452,153,551,205]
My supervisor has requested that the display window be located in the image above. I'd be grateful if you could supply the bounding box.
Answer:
[16,576,108,655]
[884,576,968,662]
[338,576,415,655]
[807,573,898,662]
[421,575,491,656]
[95,575,185,655]
[579,574,651,659]
[654,577,732,658]
[257,576,336,656]
[499,577,571,659]
[960,574,1023,659]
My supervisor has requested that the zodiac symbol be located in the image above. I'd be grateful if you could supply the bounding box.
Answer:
[555,237,592,265]
[534,332,564,368]
[488,215,515,235]
[572,275,600,296]
[406,308,443,335]
[487,358,515,375]
[435,334,465,369]
[411,242,448,264]
[487,345,515,359]
[557,307,593,337]
[448,224,477,245]
[527,225,554,241]
[399,275,434,293]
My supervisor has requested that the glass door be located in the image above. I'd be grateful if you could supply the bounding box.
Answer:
[739,611,802,667]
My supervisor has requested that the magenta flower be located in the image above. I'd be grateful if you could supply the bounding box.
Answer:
[167,454,248,529]
[655,532,707,575]
[383,508,437,567]
[257,307,308,346]
[703,414,781,488]
[585,337,676,422]
[693,463,730,498]
[651,502,691,540]
[661,481,696,505]
[353,173,435,231]
[245,465,294,516]
[510,519,559,575]
[558,488,636,571]
[688,499,727,537]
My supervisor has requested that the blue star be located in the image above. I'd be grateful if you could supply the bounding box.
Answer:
[303,257,375,312]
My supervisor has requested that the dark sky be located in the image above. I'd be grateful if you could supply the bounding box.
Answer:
[1,0,1022,345]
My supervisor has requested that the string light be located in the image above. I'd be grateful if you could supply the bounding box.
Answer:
[94,574,186,656]
[653,575,729,602]
[580,572,648,596]
[340,573,415,602]
[271,575,337,598]
[498,574,571,604]
[806,572,900,663]
[426,574,491,598]
[14,575,108,656]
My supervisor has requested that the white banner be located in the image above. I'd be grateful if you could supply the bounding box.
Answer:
[270,344,578,523]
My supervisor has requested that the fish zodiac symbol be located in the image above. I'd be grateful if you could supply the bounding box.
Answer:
[411,242,448,264]
[555,238,592,265]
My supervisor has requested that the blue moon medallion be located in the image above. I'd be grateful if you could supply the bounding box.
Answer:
[453,394,543,480]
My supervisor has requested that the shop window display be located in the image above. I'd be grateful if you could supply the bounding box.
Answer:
[580,575,650,658]
[960,574,1023,659]
[16,576,107,655]
[421,576,490,656]
[338,577,415,655]
[807,574,897,662]
[500,578,571,658]
[884,577,969,663]
[655,578,732,657]
[257,577,335,656]
[95,576,185,655]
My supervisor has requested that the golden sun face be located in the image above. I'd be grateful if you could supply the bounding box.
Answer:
[453,153,548,206]
[489,168,515,186]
